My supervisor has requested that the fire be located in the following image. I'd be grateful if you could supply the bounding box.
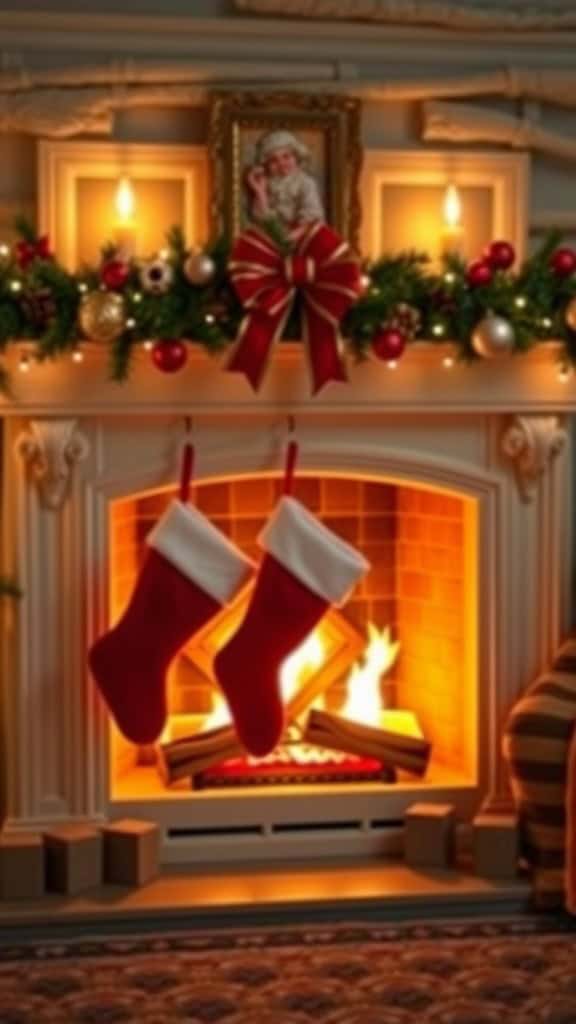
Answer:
[280,631,325,703]
[198,621,399,736]
[202,630,326,732]
[341,623,400,726]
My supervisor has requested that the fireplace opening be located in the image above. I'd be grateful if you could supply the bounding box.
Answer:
[108,475,477,802]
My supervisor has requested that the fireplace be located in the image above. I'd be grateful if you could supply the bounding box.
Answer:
[0,344,572,864]
[109,474,474,797]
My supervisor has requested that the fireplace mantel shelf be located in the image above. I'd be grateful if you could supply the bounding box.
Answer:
[0,341,574,417]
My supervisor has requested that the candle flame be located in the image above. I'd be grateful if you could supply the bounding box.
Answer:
[443,184,461,229]
[115,176,135,223]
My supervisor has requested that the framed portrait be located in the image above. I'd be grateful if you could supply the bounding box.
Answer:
[208,91,362,247]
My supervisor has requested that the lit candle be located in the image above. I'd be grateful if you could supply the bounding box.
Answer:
[113,176,137,260]
[440,184,464,259]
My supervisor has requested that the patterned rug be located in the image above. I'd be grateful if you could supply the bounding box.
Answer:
[1,917,576,1023]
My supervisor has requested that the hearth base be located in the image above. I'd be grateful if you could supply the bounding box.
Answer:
[0,858,531,941]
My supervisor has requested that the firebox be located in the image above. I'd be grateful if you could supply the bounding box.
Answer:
[109,472,478,847]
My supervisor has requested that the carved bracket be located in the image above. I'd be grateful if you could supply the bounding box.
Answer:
[15,419,89,510]
[501,414,567,502]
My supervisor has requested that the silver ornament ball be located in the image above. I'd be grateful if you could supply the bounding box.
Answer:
[184,250,215,286]
[565,297,576,332]
[471,314,515,359]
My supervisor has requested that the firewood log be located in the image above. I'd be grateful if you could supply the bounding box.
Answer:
[303,708,431,777]
[158,725,243,785]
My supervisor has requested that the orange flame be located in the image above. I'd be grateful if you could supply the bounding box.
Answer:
[341,623,400,725]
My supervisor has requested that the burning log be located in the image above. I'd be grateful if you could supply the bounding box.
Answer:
[158,725,243,785]
[303,708,431,777]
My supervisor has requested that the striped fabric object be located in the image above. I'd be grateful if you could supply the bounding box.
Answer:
[504,637,576,911]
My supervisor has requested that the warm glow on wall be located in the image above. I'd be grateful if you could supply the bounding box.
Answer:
[39,141,208,269]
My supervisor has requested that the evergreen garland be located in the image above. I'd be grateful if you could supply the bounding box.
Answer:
[1,217,576,394]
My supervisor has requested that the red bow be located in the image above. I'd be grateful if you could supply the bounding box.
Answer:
[228,222,361,394]
[15,236,52,270]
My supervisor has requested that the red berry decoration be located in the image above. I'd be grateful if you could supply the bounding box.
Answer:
[466,260,493,288]
[550,248,576,278]
[372,326,407,361]
[485,240,515,271]
[14,235,52,270]
[100,258,130,290]
[151,338,188,373]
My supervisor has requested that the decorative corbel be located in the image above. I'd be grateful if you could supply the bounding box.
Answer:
[501,415,567,502]
[15,419,89,510]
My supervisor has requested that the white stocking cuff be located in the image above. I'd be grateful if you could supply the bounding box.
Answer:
[259,496,370,605]
[148,500,254,605]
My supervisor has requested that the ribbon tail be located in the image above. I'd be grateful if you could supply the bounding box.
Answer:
[227,309,286,391]
[304,304,349,395]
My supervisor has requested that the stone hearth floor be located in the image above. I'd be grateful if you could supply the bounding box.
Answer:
[0,860,530,940]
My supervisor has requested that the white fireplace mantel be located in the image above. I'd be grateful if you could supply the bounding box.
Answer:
[1,341,575,417]
[1,337,573,860]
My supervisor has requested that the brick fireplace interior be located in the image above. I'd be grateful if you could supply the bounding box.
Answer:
[109,474,477,800]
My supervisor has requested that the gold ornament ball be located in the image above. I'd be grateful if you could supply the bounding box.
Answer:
[471,314,515,359]
[565,298,576,332]
[184,250,216,286]
[79,291,126,343]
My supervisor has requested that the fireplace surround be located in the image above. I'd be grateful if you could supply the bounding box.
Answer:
[0,341,572,864]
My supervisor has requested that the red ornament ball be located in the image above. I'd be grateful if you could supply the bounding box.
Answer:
[550,247,576,278]
[485,240,515,271]
[372,326,407,361]
[466,260,493,288]
[100,258,130,290]
[151,338,188,373]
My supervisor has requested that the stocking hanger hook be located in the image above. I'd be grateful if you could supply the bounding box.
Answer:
[283,415,298,496]
[179,416,195,504]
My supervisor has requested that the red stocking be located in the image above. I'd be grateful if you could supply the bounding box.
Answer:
[214,452,369,757]
[89,499,254,745]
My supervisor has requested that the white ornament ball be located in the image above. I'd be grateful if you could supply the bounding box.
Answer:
[471,314,515,359]
[184,250,216,286]
[140,257,174,295]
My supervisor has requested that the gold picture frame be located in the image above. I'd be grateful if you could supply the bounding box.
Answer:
[208,91,362,247]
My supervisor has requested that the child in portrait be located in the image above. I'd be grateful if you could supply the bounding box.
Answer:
[244,129,325,238]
